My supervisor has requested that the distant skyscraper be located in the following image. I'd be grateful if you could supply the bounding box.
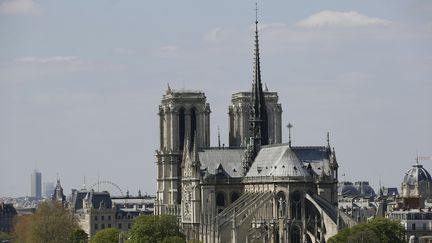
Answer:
[31,170,42,198]
[43,182,54,198]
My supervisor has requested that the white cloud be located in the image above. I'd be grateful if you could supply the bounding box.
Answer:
[296,10,391,28]
[17,56,78,64]
[0,0,37,15]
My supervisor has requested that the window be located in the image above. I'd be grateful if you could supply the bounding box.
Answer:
[423,223,427,230]
[231,192,240,203]
[179,107,186,150]
[118,223,122,229]
[412,223,416,230]
[190,108,197,145]
[108,215,111,220]
[94,215,98,221]
[216,192,225,207]
[101,224,105,229]
[291,191,302,220]
[128,223,131,229]
[94,224,98,230]
[101,215,105,221]
[291,225,301,243]
[108,224,111,228]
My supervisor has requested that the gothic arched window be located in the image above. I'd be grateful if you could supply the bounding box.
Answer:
[231,192,240,203]
[179,107,186,150]
[216,192,225,207]
[190,107,197,146]
[290,225,301,243]
[291,191,301,220]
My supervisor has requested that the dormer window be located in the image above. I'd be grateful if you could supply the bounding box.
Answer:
[257,167,263,174]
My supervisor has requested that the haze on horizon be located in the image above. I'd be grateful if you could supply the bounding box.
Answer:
[0,0,431,198]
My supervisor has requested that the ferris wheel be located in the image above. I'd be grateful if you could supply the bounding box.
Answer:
[89,180,125,197]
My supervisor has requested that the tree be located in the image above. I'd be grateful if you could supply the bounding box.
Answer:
[0,231,11,241]
[161,236,186,243]
[28,201,78,243]
[71,228,88,243]
[346,228,380,243]
[128,215,185,243]
[12,202,83,243]
[367,217,405,243]
[328,217,405,243]
[12,214,32,242]
[90,228,120,243]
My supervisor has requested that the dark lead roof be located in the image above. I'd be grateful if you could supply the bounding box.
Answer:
[403,164,432,185]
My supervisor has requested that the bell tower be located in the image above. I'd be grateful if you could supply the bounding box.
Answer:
[155,86,210,214]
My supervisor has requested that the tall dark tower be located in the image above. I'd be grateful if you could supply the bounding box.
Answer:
[31,170,42,198]
[249,9,268,150]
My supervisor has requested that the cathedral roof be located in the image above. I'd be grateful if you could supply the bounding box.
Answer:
[199,149,244,178]
[291,146,332,177]
[245,144,311,178]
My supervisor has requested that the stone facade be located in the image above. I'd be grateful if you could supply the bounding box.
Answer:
[229,92,282,147]
[155,90,211,214]
[71,190,153,237]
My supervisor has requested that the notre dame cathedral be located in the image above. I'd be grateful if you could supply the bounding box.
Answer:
[155,17,353,243]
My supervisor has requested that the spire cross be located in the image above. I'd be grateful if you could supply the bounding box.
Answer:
[287,123,293,147]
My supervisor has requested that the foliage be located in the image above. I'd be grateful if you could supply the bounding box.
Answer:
[346,228,380,243]
[12,214,32,242]
[161,236,186,243]
[28,201,78,243]
[90,228,120,243]
[12,201,83,243]
[328,217,405,243]
[128,215,185,243]
[71,228,88,243]
[0,231,11,241]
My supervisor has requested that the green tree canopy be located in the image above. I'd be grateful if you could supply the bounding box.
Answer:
[128,215,185,243]
[329,217,405,243]
[71,228,88,243]
[90,228,120,243]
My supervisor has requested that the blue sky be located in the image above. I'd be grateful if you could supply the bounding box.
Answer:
[1,0,431,197]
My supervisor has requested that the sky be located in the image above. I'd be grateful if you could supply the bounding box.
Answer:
[0,0,431,198]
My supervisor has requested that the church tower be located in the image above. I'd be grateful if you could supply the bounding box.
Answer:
[229,92,282,147]
[228,13,282,148]
[155,87,210,214]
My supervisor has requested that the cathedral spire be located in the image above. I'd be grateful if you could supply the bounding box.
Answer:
[249,2,269,155]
